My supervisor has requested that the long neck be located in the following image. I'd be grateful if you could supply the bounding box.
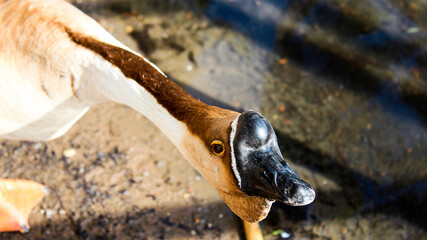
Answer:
[67,29,218,144]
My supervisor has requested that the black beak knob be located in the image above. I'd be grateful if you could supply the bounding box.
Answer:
[231,111,315,205]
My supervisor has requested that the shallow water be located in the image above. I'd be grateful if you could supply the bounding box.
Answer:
[45,0,427,239]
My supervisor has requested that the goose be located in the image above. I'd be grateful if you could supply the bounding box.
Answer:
[0,0,315,227]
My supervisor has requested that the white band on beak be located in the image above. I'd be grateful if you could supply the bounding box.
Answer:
[230,114,242,188]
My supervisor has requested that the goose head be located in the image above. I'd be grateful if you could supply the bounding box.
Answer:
[179,109,315,222]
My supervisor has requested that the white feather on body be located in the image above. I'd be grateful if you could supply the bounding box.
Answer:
[0,0,185,143]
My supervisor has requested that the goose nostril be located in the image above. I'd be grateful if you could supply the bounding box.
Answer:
[262,169,273,179]
[262,169,282,196]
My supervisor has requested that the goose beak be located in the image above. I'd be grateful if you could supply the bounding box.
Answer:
[232,111,315,206]
[242,150,315,206]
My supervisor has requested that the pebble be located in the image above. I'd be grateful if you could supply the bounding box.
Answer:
[161,32,169,39]
[45,209,55,218]
[33,143,42,149]
[278,58,288,65]
[63,148,76,158]
[186,12,192,19]
[125,25,134,33]
[156,160,166,168]
[183,192,191,200]
[218,213,224,219]
[59,209,67,215]
[190,230,197,236]
[186,64,193,71]
[280,231,291,238]
[406,27,419,34]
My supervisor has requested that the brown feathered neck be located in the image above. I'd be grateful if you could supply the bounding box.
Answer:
[65,28,236,141]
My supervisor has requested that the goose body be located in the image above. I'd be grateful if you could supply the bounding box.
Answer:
[0,0,315,223]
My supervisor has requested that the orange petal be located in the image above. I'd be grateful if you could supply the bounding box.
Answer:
[0,179,47,233]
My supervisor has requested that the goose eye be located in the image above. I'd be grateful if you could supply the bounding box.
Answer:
[211,140,225,156]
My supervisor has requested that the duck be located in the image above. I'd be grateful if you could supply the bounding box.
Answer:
[0,0,315,227]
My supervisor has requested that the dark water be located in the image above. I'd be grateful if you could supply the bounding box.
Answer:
[81,0,427,238]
